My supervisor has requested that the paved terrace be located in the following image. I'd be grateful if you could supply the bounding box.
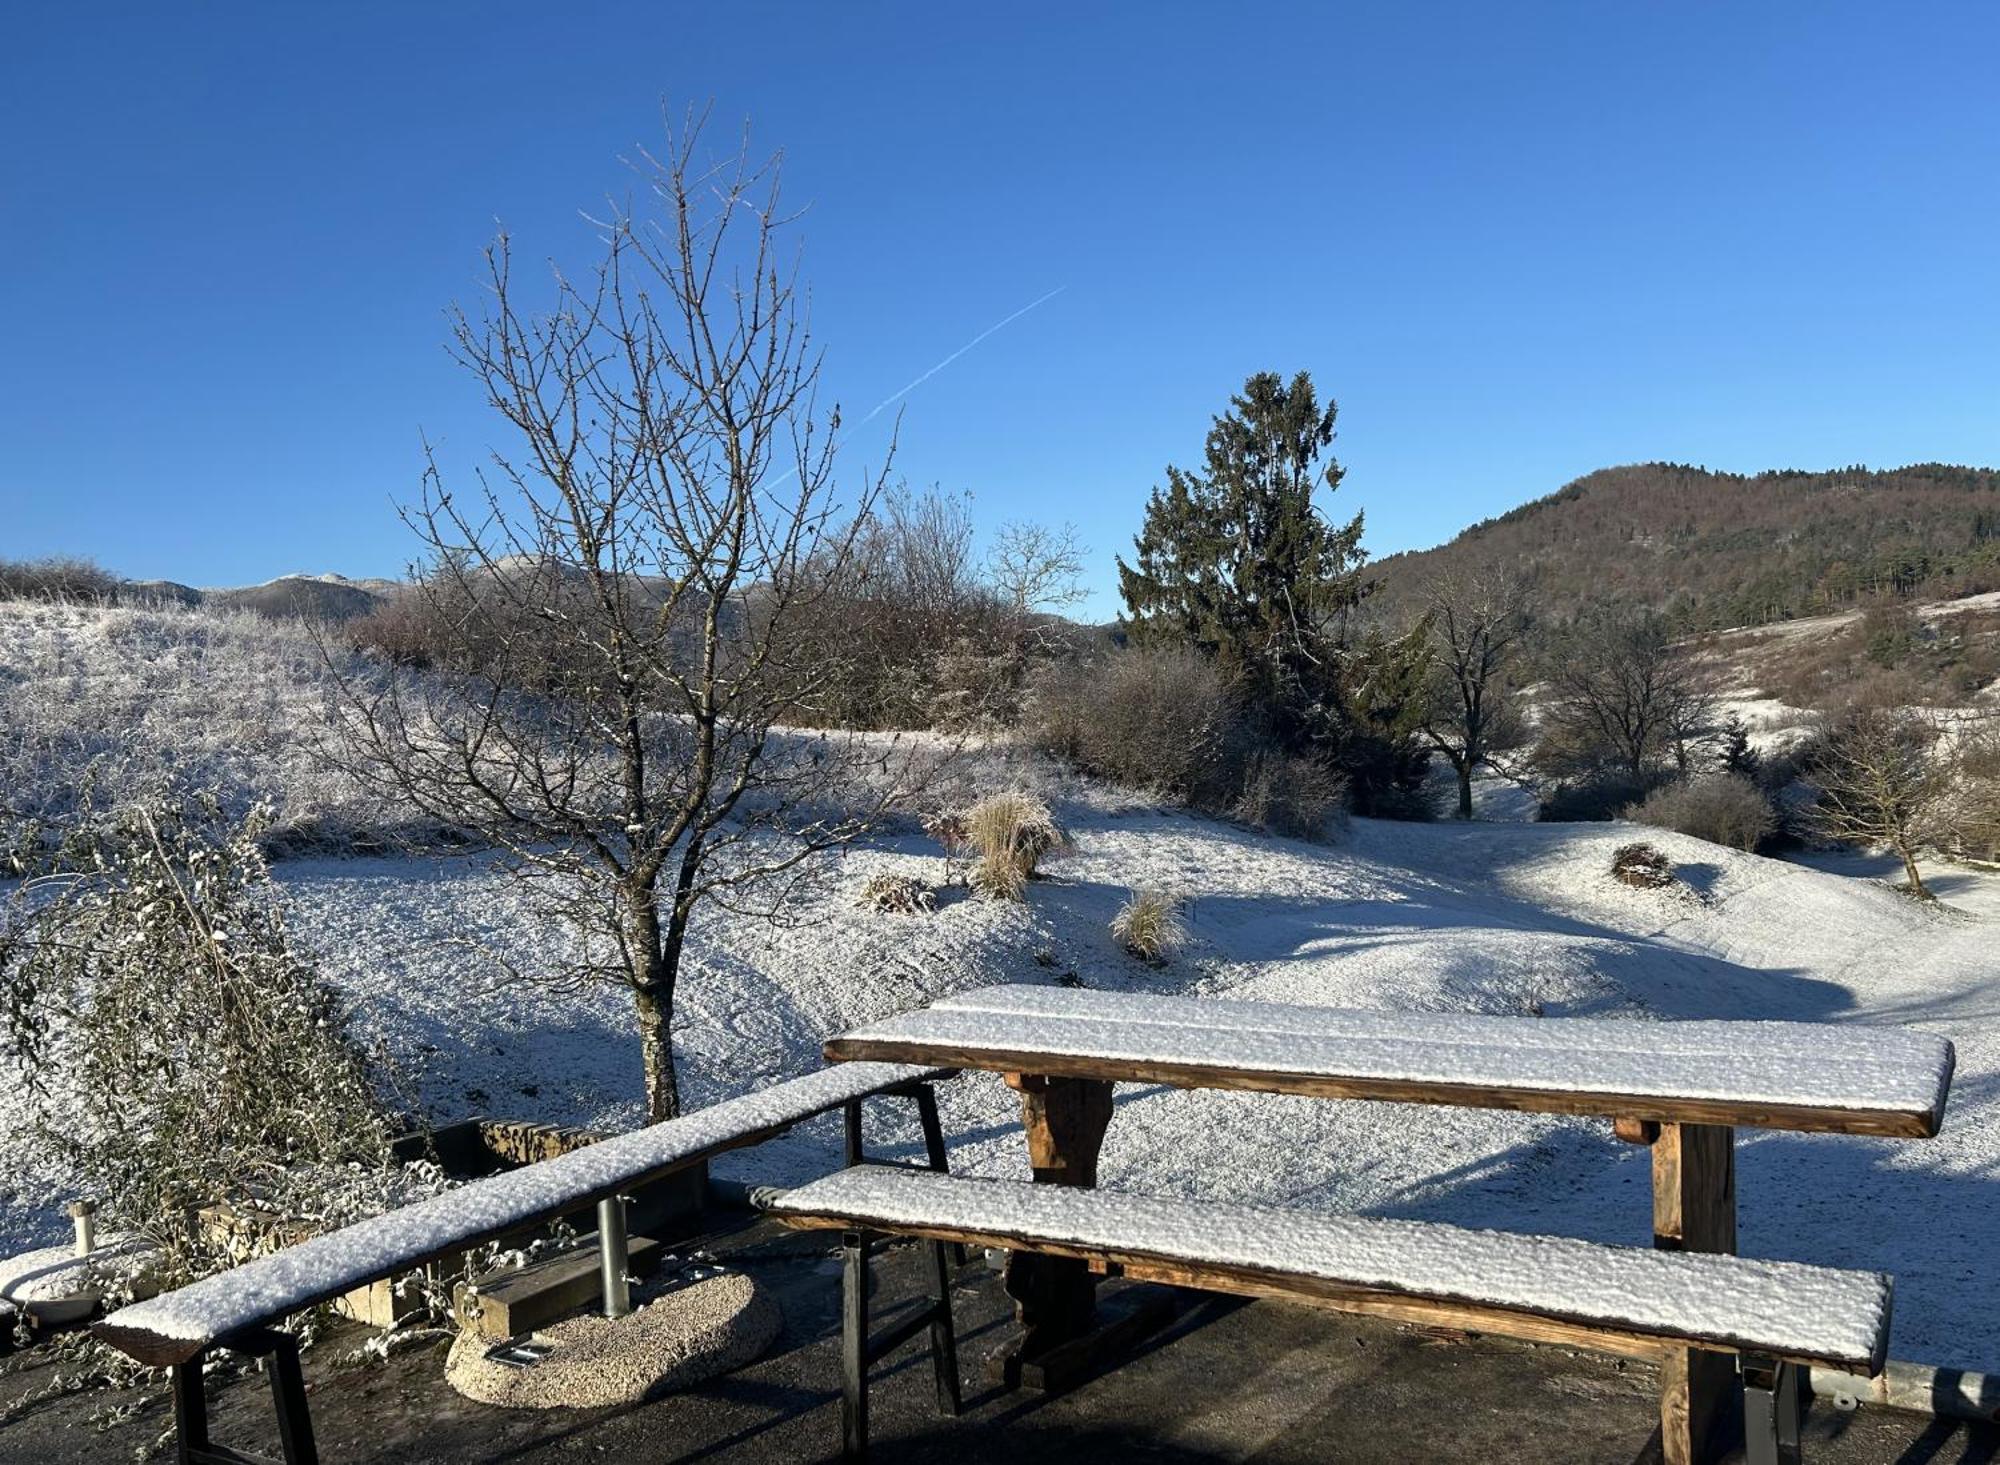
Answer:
[4,1212,1993,1464]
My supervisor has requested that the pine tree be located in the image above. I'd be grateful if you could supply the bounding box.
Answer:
[1720,712,1761,781]
[1116,371,1366,735]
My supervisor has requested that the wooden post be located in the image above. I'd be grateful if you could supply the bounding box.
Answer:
[996,1073,1114,1377]
[1652,1121,1738,1465]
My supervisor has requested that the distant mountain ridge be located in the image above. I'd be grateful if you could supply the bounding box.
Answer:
[125,573,398,621]
[1370,462,2000,630]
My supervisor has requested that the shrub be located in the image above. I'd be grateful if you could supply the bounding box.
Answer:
[964,791,1064,901]
[347,589,443,667]
[1610,841,1676,889]
[1231,750,1346,840]
[857,872,936,915]
[1630,773,1778,852]
[1030,645,1238,802]
[0,555,120,603]
[1111,889,1186,963]
[0,794,401,1284]
[1539,772,1655,823]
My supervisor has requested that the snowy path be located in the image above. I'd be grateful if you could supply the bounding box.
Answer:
[4,808,1995,1370]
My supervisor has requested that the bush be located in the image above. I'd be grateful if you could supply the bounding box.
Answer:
[857,872,936,915]
[1231,750,1346,840]
[1539,772,1656,823]
[347,589,443,667]
[1030,645,1238,803]
[1111,889,1186,963]
[0,795,401,1284]
[1611,841,1675,889]
[964,791,1064,901]
[0,555,120,603]
[1630,773,1778,852]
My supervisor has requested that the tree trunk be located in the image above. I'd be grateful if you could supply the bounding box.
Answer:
[634,981,680,1122]
[1457,764,1474,820]
[1898,843,1931,902]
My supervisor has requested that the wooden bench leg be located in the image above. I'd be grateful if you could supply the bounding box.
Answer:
[172,1352,209,1465]
[1653,1121,1739,1465]
[1741,1356,1805,1465]
[264,1329,319,1465]
[927,1239,963,1416]
[843,1229,870,1463]
[171,1331,318,1465]
[911,1083,971,1270]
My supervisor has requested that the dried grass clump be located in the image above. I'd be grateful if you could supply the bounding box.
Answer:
[857,872,936,915]
[965,791,1064,901]
[1610,841,1676,889]
[1111,889,1186,964]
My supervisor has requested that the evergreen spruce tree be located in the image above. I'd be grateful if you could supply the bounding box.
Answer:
[1116,371,1367,737]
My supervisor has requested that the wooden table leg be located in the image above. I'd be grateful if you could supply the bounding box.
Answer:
[995,1073,1114,1382]
[1652,1121,1738,1465]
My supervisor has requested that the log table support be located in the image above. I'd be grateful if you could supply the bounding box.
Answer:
[993,1072,1122,1389]
[1651,1121,1739,1465]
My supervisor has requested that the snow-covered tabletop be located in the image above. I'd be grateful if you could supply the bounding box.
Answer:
[825,984,1954,1137]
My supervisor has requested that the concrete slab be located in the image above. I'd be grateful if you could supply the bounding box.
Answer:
[2,1212,1992,1463]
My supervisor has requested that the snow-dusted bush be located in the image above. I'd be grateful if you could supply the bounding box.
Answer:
[0,794,404,1285]
[1232,751,1346,840]
[0,556,119,603]
[965,791,1064,901]
[857,872,936,915]
[1610,841,1676,889]
[1030,645,1238,802]
[1630,773,1777,852]
[1111,889,1186,963]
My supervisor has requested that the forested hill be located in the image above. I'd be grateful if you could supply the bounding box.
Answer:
[1369,462,2000,630]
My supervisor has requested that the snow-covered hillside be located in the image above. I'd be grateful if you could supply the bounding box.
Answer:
[9,801,1992,1369]
[3,600,1996,1371]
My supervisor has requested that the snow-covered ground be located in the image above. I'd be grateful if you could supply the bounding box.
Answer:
[8,801,1993,1370]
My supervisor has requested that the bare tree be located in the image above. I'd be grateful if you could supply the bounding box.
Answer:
[1417,573,1528,819]
[1539,607,1704,785]
[325,112,917,1121]
[1942,714,2000,865]
[987,520,1086,618]
[1808,704,1951,899]
[1662,658,1723,780]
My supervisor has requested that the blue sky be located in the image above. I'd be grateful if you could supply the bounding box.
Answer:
[5,4,1999,617]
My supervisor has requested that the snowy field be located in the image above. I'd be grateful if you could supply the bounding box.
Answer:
[2,601,1996,1372]
[8,798,1995,1371]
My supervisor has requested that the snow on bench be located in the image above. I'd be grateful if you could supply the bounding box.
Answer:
[95,1062,951,1367]
[770,1165,1894,1375]
[825,984,1954,1137]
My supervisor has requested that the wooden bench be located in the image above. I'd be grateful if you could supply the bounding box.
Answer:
[95,1061,955,1465]
[825,983,1952,1462]
[771,1165,1896,1465]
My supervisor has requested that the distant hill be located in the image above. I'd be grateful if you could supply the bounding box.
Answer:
[124,573,396,621]
[1369,463,2000,631]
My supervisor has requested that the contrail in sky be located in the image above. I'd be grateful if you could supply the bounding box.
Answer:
[756,284,1065,493]
[847,283,1067,436]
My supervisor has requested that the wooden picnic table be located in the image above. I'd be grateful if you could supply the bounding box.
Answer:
[824,983,1955,1465]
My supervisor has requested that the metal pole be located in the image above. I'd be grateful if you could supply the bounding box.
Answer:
[597,1195,631,1319]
